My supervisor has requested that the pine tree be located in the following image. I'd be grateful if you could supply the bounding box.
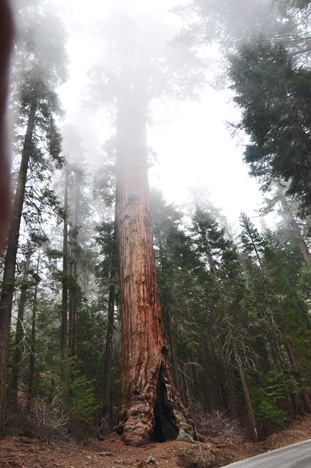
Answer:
[229,39,311,214]
[151,190,202,410]
[27,251,41,412]
[239,213,311,414]
[0,0,13,252]
[10,244,32,409]
[192,207,259,440]
[0,1,67,436]
[94,220,119,435]
[190,0,311,56]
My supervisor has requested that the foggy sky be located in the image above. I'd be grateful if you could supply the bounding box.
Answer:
[47,0,265,229]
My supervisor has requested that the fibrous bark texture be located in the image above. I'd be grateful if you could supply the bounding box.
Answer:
[115,76,192,446]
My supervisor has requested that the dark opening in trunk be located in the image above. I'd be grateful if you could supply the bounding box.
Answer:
[151,367,179,442]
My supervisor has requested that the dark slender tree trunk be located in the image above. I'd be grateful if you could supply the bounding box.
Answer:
[27,253,40,412]
[199,332,220,413]
[68,176,79,360]
[177,363,190,409]
[260,277,309,414]
[61,168,69,385]
[255,271,301,416]
[0,98,37,437]
[11,248,31,409]
[101,279,115,432]
[216,336,238,415]
[165,308,181,393]
[280,327,311,414]
[68,260,77,359]
[157,239,181,394]
[0,0,13,254]
[205,330,225,411]
[115,70,193,446]
[101,224,117,435]
[226,315,258,441]
[200,231,240,418]
[199,229,258,439]
[27,287,37,412]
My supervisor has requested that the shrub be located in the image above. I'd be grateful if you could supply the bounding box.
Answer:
[28,393,69,442]
[250,370,299,430]
[196,410,245,437]
[66,357,101,441]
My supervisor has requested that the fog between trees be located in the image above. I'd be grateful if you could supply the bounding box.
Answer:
[1,0,311,446]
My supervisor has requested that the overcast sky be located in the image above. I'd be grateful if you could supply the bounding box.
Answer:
[51,0,265,229]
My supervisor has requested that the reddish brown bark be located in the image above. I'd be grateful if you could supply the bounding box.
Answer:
[115,69,192,446]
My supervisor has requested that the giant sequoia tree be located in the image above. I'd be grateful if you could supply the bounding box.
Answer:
[89,5,203,445]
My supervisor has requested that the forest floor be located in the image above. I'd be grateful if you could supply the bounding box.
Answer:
[1,414,311,468]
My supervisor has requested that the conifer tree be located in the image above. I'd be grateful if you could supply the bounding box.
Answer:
[94,220,119,435]
[151,190,203,409]
[0,1,67,436]
[239,213,311,414]
[192,208,259,440]
[27,251,41,412]
[10,245,32,409]
[229,39,311,214]
[276,187,311,264]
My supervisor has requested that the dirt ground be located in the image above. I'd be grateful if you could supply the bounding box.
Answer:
[1,415,311,468]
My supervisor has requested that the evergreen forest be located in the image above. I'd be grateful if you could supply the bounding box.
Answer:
[2,0,311,448]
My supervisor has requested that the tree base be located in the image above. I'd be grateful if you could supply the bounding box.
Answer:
[116,361,194,446]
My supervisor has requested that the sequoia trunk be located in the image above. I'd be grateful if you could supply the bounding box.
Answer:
[115,69,192,446]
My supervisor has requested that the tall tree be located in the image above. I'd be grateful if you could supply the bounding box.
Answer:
[91,141,120,435]
[89,5,203,445]
[61,167,69,385]
[240,213,311,414]
[192,208,259,440]
[115,66,192,445]
[0,1,67,436]
[27,251,40,412]
[229,39,311,215]
[189,0,311,56]
[0,0,13,253]
[10,244,32,409]
[94,220,118,435]
[60,125,96,367]
[276,186,311,264]
[151,190,201,408]
[150,191,184,399]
